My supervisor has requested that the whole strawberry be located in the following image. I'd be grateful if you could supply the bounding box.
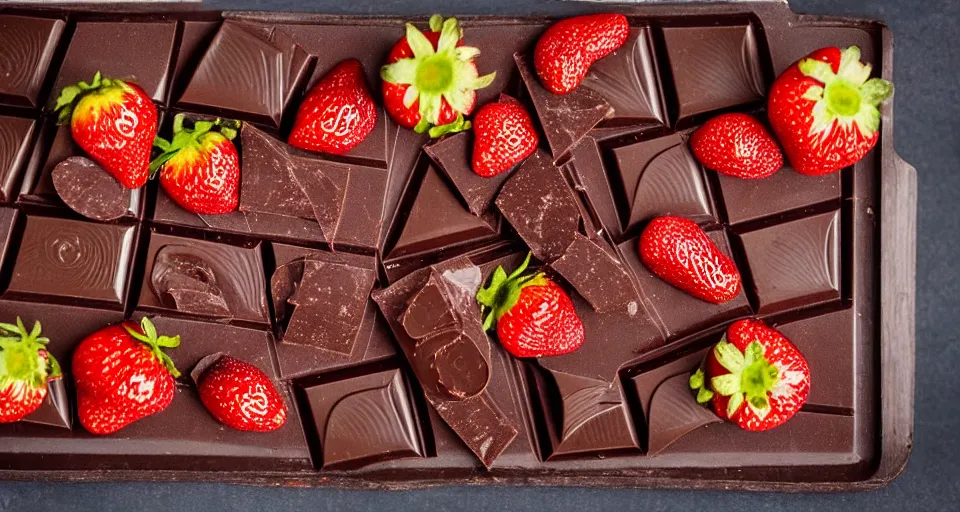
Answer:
[289,59,377,155]
[476,253,584,358]
[639,216,741,304]
[690,318,811,431]
[150,115,240,215]
[690,113,783,179]
[73,317,180,435]
[380,15,496,137]
[0,319,60,423]
[194,354,287,432]
[768,46,893,176]
[534,13,630,95]
[472,96,539,177]
[53,71,159,188]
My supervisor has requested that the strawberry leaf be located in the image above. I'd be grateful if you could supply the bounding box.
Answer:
[711,374,741,396]
[726,392,745,418]
[713,339,745,373]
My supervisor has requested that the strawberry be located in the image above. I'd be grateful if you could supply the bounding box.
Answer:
[289,59,377,155]
[476,253,584,358]
[533,14,630,95]
[690,113,784,179]
[53,71,159,189]
[690,318,811,431]
[380,15,496,137]
[194,354,287,432]
[73,317,180,435]
[471,96,539,177]
[0,319,60,423]
[768,46,893,176]
[150,115,240,215]
[639,216,741,304]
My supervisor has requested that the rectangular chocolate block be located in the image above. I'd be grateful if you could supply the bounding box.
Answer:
[0,15,64,108]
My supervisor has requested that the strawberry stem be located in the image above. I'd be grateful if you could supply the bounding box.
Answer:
[123,317,181,378]
[0,318,56,390]
[53,71,133,125]
[708,339,779,420]
[149,114,240,178]
[476,253,548,330]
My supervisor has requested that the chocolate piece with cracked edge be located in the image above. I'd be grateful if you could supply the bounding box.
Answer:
[662,24,765,125]
[137,232,269,325]
[270,244,394,379]
[736,210,841,314]
[776,308,856,411]
[495,150,581,262]
[551,233,640,313]
[7,216,136,306]
[170,20,221,104]
[618,230,752,339]
[178,21,309,127]
[514,53,613,161]
[239,123,315,220]
[0,15,64,108]
[566,136,623,239]
[373,257,519,468]
[302,368,424,469]
[582,27,665,126]
[717,165,841,225]
[0,115,36,202]
[22,377,71,429]
[48,21,176,107]
[52,156,130,222]
[424,131,511,216]
[289,157,350,243]
[610,132,716,233]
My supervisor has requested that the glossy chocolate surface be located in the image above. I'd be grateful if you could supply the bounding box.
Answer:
[0,115,35,202]
[0,15,64,108]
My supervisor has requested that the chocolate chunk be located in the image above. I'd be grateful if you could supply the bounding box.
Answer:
[8,216,136,305]
[289,157,350,242]
[22,377,71,429]
[239,123,315,220]
[551,233,640,313]
[151,246,232,320]
[48,20,177,107]
[581,27,666,125]
[717,165,841,225]
[0,15,64,107]
[52,156,131,222]
[662,24,765,125]
[412,329,491,401]
[283,259,377,355]
[179,21,309,127]
[766,25,878,76]
[303,368,424,469]
[736,210,841,314]
[0,115,36,201]
[424,131,512,216]
[514,52,612,161]
[610,132,716,232]
[632,348,708,418]
[646,373,723,455]
[401,280,457,340]
[495,150,581,262]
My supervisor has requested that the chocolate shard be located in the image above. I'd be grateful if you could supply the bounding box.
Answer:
[647,373,723,455]
[495,150,581,262]
[551,233,640,313]
[514,52,612,161]
[21,377,71,429]
[401,279,458,340]
[0,15,64,108]
[52,156,131,222]
[283,259,377,356]
[239,123,314,220]
[151,245,232,320]
[581,27,666,125]
[0,115,37,202]
[288,157,350,243]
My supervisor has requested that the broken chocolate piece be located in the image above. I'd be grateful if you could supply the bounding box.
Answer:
[283,259,377,355]
[52,156,131,222]
[551,233,639,313]
[289,157,350,242]
[424,131,511,216]
[151,246,232,319]
[0,115,37,201]
[647,373,723,455]
[514,52,612,161]
[495,150,581,262]
[21,377,71,429]
[239,124,314,220]
[401,280,458,340]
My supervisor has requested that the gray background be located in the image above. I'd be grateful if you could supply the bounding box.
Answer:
[1,0,956,510]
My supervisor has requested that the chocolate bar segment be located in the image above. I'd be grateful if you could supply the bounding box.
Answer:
[424,131,511,216]
[551,233,639,313]
[716,165,842,225]
[0,15,64,107]
[581,27,666,126]
[0,115,36,202]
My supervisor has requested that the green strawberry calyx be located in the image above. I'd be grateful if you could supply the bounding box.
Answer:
[0,318,59,391]
[53,71,135,125]
[380,14,496,138]
[476,253,547,331]
[149,114,240,178]
[690,337,779,420]
[798,46,893,139]
[124,317,182,378]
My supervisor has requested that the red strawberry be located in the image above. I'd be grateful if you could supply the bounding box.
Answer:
[380,15,496,137]
[690,318,811,431]
[73,317,180,435]
[533,14,630,95]
[53,72,159,188]
[476,253,584,358]
[0,319,60,423]
[194,354,287,432]
[768,46,893,175]
[690,113,784,179]
[289,59,377,155]
[639,216,741,304]
[472,96,538,177]
[150,115,240,215]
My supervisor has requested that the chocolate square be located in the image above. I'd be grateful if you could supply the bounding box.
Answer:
[7,216,136,306]
[301,368,424,469]
[0,15,65,108]
[48,21,176,107]
[550,233,639,313]
[581,27,665,126]
[169,20,221,104]
[775,308,856,411]
[716,165,842,225]
[0,115,36,201]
